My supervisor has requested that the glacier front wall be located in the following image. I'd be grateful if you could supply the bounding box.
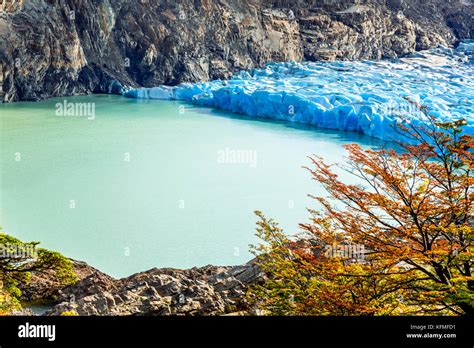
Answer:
[124,42,474,142]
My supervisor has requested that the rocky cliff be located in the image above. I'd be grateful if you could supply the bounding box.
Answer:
[48,261,264,316]
[0,0,472,102]
[18,259,264,316]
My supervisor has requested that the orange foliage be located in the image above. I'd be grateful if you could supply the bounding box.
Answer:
[298,116,473,315]
[249,114,473,315]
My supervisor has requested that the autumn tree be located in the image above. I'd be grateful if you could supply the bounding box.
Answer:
[0,231,77,314]
[248,114,473,315]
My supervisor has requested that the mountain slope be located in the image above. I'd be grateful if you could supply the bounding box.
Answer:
[0,0,472,102]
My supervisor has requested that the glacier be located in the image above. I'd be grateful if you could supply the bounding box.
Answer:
[124,41,474,142]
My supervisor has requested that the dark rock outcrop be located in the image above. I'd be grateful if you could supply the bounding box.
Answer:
[19,259,113,303]
[1,0,472,102]
[45,260,264,316]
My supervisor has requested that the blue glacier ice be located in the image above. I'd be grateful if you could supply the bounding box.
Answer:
[124,41,474,142]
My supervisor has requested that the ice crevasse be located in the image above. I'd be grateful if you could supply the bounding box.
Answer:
[124,41,474,142]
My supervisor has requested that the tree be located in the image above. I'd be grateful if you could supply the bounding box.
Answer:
[0,231,77,314]
[248,114,473,315]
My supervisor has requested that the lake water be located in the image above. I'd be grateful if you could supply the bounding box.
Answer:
[0,95,381,277]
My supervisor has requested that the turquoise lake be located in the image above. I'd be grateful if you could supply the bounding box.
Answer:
[0,95,382,277]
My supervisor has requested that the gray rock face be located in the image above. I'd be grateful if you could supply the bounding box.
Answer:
[0,0,472,102]
[19,259,113,303]
[46,261,264,316]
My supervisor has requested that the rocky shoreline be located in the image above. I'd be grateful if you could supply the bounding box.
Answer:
[18,259,264,316]
[1,0,473,102]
